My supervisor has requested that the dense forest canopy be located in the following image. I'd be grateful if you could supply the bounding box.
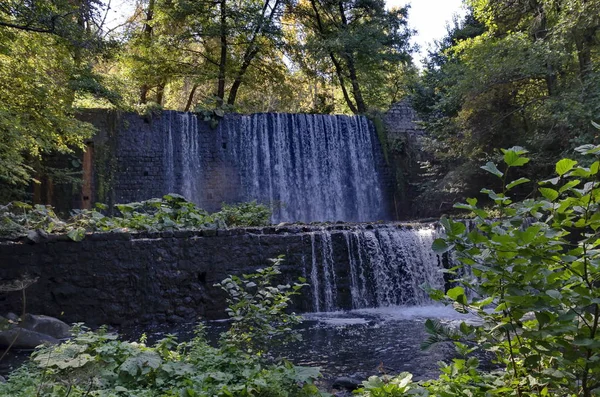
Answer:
[410,0,600,214]
[0,0,599,209]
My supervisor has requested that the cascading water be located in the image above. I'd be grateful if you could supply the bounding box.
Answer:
[226,113,387,223]
[306,224,449,312]
[163,112,203,201]
[162,112,387,223]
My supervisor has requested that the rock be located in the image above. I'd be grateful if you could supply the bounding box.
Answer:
[0,328,59,349]
[0,316,15,331]
[20,314,71,339]
[6,313,19,323]
[25,229,49,244]
[0,375,5,383]
[332,376,362,391]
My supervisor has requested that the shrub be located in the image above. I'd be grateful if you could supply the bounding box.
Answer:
[355,143,600,396]
[0,196,272,241]
[0,264,323,397]
[216,201,272,227]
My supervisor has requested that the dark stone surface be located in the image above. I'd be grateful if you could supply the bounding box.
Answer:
[0,224,402,326]
[0,328,59,349]
[73,110,396,221]
[332,376,362,391]
[20,314,71,339]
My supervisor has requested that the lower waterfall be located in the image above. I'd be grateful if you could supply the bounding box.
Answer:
[306,224,447,312]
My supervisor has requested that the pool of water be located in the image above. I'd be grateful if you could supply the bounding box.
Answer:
[125,304,476,384]
[0,305,478,385]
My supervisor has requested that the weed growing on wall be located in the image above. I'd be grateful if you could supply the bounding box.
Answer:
[0,195,273,241]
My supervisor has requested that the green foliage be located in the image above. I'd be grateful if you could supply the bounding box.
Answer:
[0,195,273,241]
[0,1,120,187]
[216,201,271,228]
[290,0,414,114]
[355,143,600,396]
[432,145,600,396]
[194,98,234,129]
[410,2,600,213]
[0,202,67,239]
[219,258,307,352]
[355,373,423,397]
[0,267,323,397]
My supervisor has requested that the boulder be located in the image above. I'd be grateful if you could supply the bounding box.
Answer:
[0,328,59,349]
[5,313,19,323]
[19,314,71,339]
[332,376,362,391]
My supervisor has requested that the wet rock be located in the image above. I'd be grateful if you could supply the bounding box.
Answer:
[6,313,19,323]
[20,314,71,339]
[0,328,59,349]
[0,316,14,331]
[332,376,362,391]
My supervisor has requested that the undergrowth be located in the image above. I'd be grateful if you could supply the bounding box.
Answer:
[0,195,271,241]
[0,260,325,397]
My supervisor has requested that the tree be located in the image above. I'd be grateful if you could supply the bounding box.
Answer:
[410,2,600,214]
[0,0,116,191]
[290,0,414,114]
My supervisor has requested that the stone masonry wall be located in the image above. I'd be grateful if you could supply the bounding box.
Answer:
[383,101,429,220]
[73,111,394,218]
[0,225,379,326]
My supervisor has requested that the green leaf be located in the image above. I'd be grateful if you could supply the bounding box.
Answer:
[432,238,452,254]
[481,188,510,202]
[539,188,559,201]
[503,149,530,167]
[534,312,551,328]
[67,228,86,242]
[481,162,503,177]
[559,179,580,193]
[446,286,466,304]
[506,177,530,190]
[575,144,600,155]
[555,159,577,176]
[440,218,466,235]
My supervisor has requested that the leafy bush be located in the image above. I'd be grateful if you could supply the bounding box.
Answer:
[0,264,324,397]
[219,258,306,352]
[355,143,600,396]
[0,202,67,239]
[0,195,273,241]
[216,201,272,227]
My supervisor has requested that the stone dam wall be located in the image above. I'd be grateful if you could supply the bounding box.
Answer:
[0,223,446,326]
[71,110,395,223]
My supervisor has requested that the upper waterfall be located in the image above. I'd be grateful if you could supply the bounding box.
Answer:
[162,112,389,223]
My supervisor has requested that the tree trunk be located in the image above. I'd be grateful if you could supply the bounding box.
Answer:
[338,1,366,113]
[217,0,228,107]
[139,0,155,104]
[185,84,199,111]
[227,0,280,106]
[308,0,358,113]
[330,54,358,114]
[156,82,165,105]
[576,30,595,80]
[140,85,149,104]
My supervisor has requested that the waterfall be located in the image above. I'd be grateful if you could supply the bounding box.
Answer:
[307,224,448,312]
[160,111,387,223]
[163,113,203,199]
[225,113,386,223]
